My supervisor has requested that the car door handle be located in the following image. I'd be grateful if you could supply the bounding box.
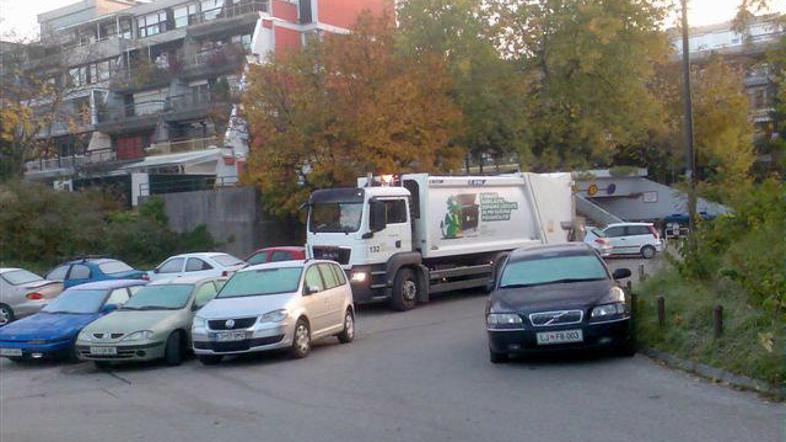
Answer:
[395,240,402,248]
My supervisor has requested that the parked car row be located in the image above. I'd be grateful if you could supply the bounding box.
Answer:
[0,257,354,366]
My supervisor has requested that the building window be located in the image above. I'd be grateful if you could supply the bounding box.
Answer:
[119,18,133,39]
[138,11,168,38]
[69,66,88,87]
[200,0,225,21]
[99,21,117,39]
[174,3,199,28]
[231,33,252,50]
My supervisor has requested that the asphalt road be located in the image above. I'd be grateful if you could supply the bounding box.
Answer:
[1,260,783,442]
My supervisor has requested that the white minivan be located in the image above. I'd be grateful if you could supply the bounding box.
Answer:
[192,260,355,364]
[602,223,664,259]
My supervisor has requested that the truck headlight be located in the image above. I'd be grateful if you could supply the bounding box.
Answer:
[258,309,288,323]
[122,330,153,341]
[487,313,524,330]
[590,303,626,320]
[351,272,368,283]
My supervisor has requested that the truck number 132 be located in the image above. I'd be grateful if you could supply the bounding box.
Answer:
[369,245,382,254]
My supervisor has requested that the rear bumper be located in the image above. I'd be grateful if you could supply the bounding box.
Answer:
[75,341,166,362]
[487,318,632,354]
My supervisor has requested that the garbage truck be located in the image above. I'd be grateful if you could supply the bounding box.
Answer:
[305,173,575,310]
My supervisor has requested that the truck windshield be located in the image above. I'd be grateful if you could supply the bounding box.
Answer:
[309,203,363,233]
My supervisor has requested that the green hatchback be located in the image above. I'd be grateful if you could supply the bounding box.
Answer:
[76,276,223,367]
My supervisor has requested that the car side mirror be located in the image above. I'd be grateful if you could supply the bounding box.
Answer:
[304,285,320,296]
[153,268,160,274]
[369,201,387,232]
[192,303,202,311]
[101,304,119,314]
[612,268,632,280]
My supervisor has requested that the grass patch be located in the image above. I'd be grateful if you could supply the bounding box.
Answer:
[635,267,786,387]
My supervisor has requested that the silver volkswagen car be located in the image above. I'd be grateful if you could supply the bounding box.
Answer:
[192,260,355,364]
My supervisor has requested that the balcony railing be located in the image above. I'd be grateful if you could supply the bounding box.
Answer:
[194,1,269,24]
[24,148,116,174]
[97,100,167,123]
[145,136,220,156]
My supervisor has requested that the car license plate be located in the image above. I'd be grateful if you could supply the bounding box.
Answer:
[0,348,22,357]
[90,346,117,355]
[216,331,246,342]
[536,329,583,345]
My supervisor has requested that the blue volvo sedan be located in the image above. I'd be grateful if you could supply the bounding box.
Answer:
[0,279,146,362]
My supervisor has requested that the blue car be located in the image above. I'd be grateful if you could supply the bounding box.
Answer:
[0,279,147,362]
[45,258,148,289]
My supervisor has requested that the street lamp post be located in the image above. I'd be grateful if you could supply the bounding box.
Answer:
[680,0,698,254]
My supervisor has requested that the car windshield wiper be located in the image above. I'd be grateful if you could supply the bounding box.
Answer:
[499,283,538,289]
[546,278,606,285]
[125,305,178,310]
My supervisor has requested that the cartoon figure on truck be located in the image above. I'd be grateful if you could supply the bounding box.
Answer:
[305,173,575,311]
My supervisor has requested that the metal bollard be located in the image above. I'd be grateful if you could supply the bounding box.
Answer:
[626,280,633,295]
[713,305,723,338]
[639,264,646,282]
[630,293,637,316]
[657,296,665,326]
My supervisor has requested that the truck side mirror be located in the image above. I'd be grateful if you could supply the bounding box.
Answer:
[369,201,387,232]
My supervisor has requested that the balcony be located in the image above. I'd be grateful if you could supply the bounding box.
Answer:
[111,64,176,93]
[95,100,166,133]
[180,43,248,81]
[187,1,269,39]
[145,136,220,156]
[24,148,116,179]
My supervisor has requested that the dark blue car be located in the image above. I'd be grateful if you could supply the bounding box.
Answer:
[45,258,148,289]
[0,280,147,362]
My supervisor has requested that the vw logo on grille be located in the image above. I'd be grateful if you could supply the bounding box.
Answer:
[225,319,235,329]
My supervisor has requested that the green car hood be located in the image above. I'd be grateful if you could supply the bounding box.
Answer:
[82,309,189,336]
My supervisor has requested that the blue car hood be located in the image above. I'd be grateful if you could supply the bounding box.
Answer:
[0,312,100,342]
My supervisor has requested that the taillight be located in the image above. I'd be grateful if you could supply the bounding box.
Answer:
[594,238,609,245]
[648,225,659,239]
[141,274,150,281]
[26,292,44,300]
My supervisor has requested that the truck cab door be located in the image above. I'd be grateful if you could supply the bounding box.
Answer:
[374,198,413,257]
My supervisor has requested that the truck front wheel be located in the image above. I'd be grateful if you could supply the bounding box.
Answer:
[390,268,418,311]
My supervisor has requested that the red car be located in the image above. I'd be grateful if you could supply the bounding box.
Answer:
[245,246,306,266]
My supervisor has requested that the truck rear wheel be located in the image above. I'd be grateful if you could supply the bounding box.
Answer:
[390,268,418,311]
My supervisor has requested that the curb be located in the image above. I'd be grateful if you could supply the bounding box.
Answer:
[640,347,786,400]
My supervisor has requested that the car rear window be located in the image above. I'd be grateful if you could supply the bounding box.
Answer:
[590,228,606,238]
[213,254,245,267]
[2,269,44,286]
[246,251,269,265]
[98,260,134,275]
[216,267,303,298]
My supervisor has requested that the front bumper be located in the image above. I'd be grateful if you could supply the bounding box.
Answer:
[487,318,632,355]
[75,341,165,362]
[192,323,291,356]
[0,339,74,360]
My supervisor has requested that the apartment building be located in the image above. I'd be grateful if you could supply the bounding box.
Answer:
[19,0,388,203]
[670,15,785,128]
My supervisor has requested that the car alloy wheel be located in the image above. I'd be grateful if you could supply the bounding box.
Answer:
[337,310,355,343]
[0,305,13,326]
[291,320,311,358]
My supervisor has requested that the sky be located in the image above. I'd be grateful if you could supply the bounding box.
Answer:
[1,0,786,40]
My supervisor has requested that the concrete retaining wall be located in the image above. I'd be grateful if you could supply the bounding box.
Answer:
[159,187,303,258]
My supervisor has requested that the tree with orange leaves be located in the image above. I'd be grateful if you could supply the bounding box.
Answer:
[241,11,464,217]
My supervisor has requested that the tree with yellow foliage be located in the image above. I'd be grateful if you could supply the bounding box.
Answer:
[241,12,463,217]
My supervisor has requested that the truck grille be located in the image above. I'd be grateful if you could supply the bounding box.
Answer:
[529,310,584,327]
[193,336,284,353]
[208,317,257,330]
[312,246,351,265]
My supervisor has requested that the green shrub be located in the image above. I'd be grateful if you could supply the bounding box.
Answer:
[0,182,216,271]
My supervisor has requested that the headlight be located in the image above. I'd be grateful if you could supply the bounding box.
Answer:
[590,303,627,320]
[78,333,92,342]
[122,330,154,341]
[487,313,524,330]
[193,317,207,329]
[350,272,368,283]
[258,309,288,323]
